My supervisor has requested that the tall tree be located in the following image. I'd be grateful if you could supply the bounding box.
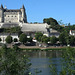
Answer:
[59,31,68,45]
[43,17,64,32]
[43,17,58,25]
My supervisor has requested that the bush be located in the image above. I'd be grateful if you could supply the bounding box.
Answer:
[5,35,12,44]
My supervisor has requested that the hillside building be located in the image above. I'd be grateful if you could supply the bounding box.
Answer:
[0,4,60,42]
[0,33,19,43]
[69,30,75,36]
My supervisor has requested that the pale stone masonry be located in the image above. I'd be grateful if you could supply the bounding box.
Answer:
[0,4,27,23]
[0,4,60,40]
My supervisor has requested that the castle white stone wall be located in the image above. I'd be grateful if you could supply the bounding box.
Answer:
[4,12,19,23]
[0,4,27,23]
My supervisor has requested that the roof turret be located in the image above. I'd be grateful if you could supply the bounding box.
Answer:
[1,4,3,9]
[22,4,25,9]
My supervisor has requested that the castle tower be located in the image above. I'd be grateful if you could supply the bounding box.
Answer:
[20,5,27,23]
[0,4,4,22]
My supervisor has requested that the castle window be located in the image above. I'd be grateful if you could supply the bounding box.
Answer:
[12,16,13,17]
[15,16,16,17]
[8,16,9,17]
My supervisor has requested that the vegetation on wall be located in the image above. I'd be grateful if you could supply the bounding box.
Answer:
[0,26,22,34]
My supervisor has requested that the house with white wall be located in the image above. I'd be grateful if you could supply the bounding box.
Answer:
[0,33,19,43]
[69,30,75,36]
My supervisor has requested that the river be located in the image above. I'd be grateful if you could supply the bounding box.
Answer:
[24,50,62,75]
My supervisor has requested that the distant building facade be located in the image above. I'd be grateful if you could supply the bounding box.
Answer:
[0,4,27,23]
[69,30,75,36]
[0,33,19,43]
[21,23,50,37]
[0,4,60,40]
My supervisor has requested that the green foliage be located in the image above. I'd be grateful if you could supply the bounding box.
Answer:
[41,35,50,43]
[19,33,27,44]
[35,32,50,43]
[49,64,57,75]
[61,47,75,75]
[59,32,66,44]
[59,31,68,45]
[0,26,21,33]
[5,35,12,44]
[49,47,75,75]
[13,45,19,51]
[69,35,75,45]
[35,32,43,42]
[50,36,57,44]
[2,44,7,49]
[43,17,58,25]
[43,17,64,32]
[59,30,75,45]
[65,24,75,33]
[14,38,18,42]
[0,45,31,75]
[66,35,75,45]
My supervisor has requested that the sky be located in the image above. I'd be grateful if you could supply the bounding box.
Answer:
[0,0,75,25]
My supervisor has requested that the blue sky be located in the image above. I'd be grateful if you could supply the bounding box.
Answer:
[0,0,75,25]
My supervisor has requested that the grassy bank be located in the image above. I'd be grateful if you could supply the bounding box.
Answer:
[20,47,66,51]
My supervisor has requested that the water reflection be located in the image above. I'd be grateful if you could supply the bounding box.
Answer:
[24,50,62,75]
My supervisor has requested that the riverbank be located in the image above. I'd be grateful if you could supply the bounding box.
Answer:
[20,46,66,51]
[0,44,74,51]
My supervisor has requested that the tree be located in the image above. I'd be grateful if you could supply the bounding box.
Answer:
[59,31,69,45]
[59,33,66,45]
[14,38,18,42]
[43,17,64,32]
[0,45,31,75]
[43,17,58,25]
[69,35,75,46]
[60,47,75,75]
[35,32,43,42]
[41,35,50,43]
[49,47,75,75]
[5,35,12,44]
[50,36,57,45]
[19,33,27,44]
